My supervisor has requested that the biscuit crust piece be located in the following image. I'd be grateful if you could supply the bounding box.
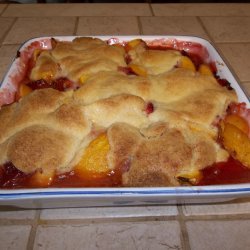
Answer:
[108,123,228,186]
[30,37,126,83]
[0,88,91,174]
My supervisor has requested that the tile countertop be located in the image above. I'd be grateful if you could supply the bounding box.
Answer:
[0,3,250,250]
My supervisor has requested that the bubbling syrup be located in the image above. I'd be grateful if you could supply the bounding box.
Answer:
[1,157,250,188]
[198,157,250,185]
[0,162,122,189]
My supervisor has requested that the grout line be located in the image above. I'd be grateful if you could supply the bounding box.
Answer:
[215,41,250,45]
[137,16,143,35]
[26,209,41,250]
[199,15,250,18]
[143,14,250,18]
[196,16,215,44]
[38,215,178,225]
[1,42,22,46]
[177,205,191,250]
[149,3,155,17]
[2,212,250,227]
[73,16,79,36]
[0,4,8,17]
[0,17,17,45]
[184,214,250,221]
[0,219,35,226]
[1,14,249,19]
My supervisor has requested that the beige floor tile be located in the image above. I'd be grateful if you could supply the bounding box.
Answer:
[0,18,14,41]
[40,205,178,220]
[152,3,250,17]
[201,17,250,43]
[3,4,152,17]
[0,44,20,82]
[140,16,209,39]
[3,17,76,45]
[0,207,36,220]
[0,225,31,250]
[241,82,250,98]
[216,43,250,82]
[34,221,181,250]
[77,17,140,36]
[187,220,250,250]
[183,198,250,216]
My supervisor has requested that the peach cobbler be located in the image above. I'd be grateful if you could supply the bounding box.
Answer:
[0,37,249,188]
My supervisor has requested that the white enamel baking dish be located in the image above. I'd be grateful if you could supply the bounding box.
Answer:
[0,36,249,208]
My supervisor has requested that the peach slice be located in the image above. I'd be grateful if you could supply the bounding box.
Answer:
[19,84,33,98]
[129,64,147,77]
[125,39,146,52]
[221,122,250,168]
[198,64,213,76]
[74,133,111,179]
[29,169,55,187]
[179,56,196,72]
[225,114,249,135]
